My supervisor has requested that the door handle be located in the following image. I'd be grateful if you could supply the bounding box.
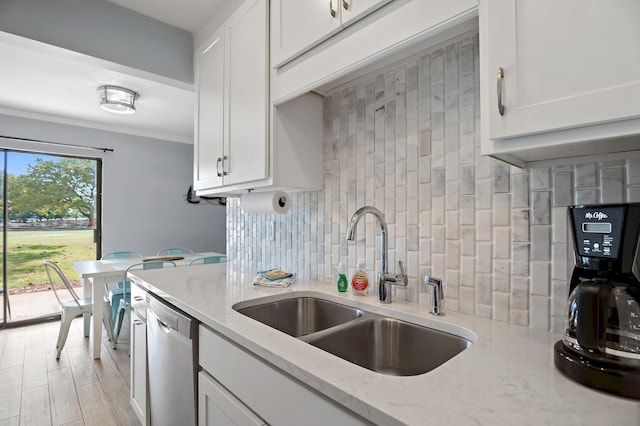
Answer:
[497,67,505,116]
[343,0,351,10]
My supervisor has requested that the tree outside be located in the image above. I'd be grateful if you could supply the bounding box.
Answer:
[4,153,98,296]
[8,157,96,225]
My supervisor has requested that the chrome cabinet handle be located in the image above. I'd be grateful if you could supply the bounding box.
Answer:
[343,0,351,10]
[329,0,337,17]
[497,67,505,116]
[216,157,223,177]
[221,155,228,176]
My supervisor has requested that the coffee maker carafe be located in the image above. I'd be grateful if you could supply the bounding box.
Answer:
[554,203,640,399]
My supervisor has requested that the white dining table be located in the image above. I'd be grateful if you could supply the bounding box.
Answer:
[73,252,225,359]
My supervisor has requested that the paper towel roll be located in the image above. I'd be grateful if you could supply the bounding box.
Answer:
[240,191,291,214]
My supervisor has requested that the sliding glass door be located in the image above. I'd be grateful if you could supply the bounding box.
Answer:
[0,149,101,328]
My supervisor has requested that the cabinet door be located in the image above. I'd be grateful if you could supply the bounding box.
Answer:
[483,0,640,140]
[225,0,269,186]
[198,371,265,426]
[340,0,392,27]
[130,312,148,426]
[271,0,342,67]
[194,29,225,190]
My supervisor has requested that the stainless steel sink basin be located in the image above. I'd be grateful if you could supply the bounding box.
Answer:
[234,295,472,376]
[234,297,364,337]
[303,316,471,376]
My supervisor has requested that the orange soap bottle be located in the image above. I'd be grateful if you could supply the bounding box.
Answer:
[351,258,369,296]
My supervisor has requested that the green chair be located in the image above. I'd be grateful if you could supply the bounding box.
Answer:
[188,255,227,265]
[156,247,193,256]
[44,260,116,358]
[113,261,176,343]
[102,251,144,326]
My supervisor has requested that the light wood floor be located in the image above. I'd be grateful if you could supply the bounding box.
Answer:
[0,317,140,426]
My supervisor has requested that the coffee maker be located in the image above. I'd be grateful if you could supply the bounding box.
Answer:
[554,203,640,399]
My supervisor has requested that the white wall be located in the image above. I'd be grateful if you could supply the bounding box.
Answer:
[0,114,226,255]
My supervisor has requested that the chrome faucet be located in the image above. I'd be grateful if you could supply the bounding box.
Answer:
[346,206,408,304]
[424,276,444,315]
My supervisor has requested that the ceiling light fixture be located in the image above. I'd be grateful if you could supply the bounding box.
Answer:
[97,85,139,114]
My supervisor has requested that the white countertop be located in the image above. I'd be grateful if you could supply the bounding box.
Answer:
[129,263,640,425]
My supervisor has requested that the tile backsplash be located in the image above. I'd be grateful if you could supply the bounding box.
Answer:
[226,32,640,332]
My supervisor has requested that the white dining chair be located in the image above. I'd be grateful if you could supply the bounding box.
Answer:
[44,260,116,359]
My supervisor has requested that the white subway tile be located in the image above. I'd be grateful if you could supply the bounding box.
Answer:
[575,163,597,188]
[531,261,550,296]
[628,159,640,185]
[600,167,624,203]
[493,161,510,193]
[476,273,492,305]
[531,168,551,190]
[493,227,511,259]
[476,210,492,241]
[476,242,492,273]
[511,276,529,310]
[552,171,573,207]
[475,179,492,210]
[511,174,530,208]
[432,196,445,225]
[531,295,550,330]
[493,193,511,226]
[460,286,475,314]
[531,226,551,261]
[493,292,510,322]
[446,211,460,240]
[461,226,476,256]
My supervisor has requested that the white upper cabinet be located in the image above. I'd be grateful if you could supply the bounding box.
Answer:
[194,29,225,191]
[194,0,268,192]
[225,0,269,186]
[480,0,640,166]
[271,0,392,68]
[194,0,324,196]
[271,0,479,104]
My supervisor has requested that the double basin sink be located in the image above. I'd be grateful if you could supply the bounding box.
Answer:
[233,295,473,376]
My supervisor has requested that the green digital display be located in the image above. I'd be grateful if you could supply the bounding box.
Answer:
[582,222,612,233]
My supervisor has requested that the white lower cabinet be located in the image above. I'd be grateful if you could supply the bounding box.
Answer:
[198,325,369,425]
[130,310,148,426]
[198,371,266,426]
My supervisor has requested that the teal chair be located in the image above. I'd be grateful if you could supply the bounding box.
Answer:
[102,251,143,326]
[188,255,226,265]
[156,247,193,256]
[114,261,176,343]
[102,251,143,260]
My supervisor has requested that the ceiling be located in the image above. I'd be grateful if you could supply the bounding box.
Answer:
[0,1,226,145]
[108,0,225,33]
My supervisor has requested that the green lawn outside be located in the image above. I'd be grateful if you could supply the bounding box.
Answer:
[5,229,95,289]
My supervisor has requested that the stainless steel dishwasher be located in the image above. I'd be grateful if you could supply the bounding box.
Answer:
[147,293,198,426]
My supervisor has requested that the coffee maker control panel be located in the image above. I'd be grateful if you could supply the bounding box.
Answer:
[570,206,625,259]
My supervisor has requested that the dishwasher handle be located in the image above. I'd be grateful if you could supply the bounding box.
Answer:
[156,317,173,334]
[148,294,195,340]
